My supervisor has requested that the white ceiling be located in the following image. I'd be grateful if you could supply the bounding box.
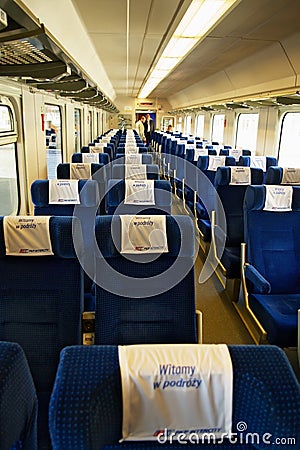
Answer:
[70,0,300,100]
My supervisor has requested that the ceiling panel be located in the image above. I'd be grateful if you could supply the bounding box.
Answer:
[70,0,300,102]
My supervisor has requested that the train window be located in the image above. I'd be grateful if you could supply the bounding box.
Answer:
[0,143,19,215]
[185,115,192,135]
[88,111,93,142]
[235,113,259,151]
[211,114,225,144]
[0,105,13,132]
[45,104,62,179]
[177,116,183,132]
[0,103,19,215]
[196,114,204,138]
[162,116,174,131]
[74,108,81,153]
[278,112,300,166]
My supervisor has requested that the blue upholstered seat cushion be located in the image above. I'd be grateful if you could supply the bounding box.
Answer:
[249,294,300,347]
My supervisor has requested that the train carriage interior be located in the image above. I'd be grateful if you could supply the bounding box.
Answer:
[0,0,299,449]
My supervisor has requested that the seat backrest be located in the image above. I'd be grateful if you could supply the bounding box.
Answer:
[197,155,236,184]
[94,215,197,345]
[107,179,172,215]
[239,156,278,182]
[265,166,299,185]
[31,179,99,216]
[215,167,264,247]
[57,162,106,214]
[72,151,110,165]
[112,164,159,179]
[0,341,38,450]
[244,185,300,293]
[49,344,300,450]
[0,216,84,448]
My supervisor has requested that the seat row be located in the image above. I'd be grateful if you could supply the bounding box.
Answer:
[0,213,198,449]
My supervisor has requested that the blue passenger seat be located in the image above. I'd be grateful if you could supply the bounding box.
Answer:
[93,215,198,344]
[106,179,172,215]
[240,185,300,347]
[0,216,84,449]
[57,162,106,214]
[49,344,300,449]
[213,166,264,279]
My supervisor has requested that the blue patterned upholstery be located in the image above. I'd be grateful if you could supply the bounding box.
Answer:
[106,179,172,215]
[243,185,300,346]
[49,344,300,450]
[0,216,84,449]
[0,341,37,450]
[214,167,264,278]
[112,164,159,179]
[94,215,197,344]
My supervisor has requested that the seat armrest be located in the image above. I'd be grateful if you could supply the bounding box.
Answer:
[245,264,271,294]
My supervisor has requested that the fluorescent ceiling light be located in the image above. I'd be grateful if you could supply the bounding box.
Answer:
[138,0,240,99]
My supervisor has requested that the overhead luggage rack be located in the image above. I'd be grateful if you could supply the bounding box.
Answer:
[0,2,119,113]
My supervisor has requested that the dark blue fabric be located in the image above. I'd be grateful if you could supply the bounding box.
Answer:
[243,185,300,346]
[0,342,38,450]
[49,345,300,450]
[0,216,84,449]
[93,215,196,345]
[107,180,171,215]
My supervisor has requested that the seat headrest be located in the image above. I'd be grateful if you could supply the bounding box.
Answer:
[0,216,82,258]
[266,166,300,185]
[112,164,159,179]
[215,167,264,186]
[197,156,236,171]
[95,215,195,258]
[244,185,300,211]
[57,163,104,180]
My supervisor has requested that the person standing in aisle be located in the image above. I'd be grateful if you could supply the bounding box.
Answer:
[144,113,154,146]
[135,115,146,142]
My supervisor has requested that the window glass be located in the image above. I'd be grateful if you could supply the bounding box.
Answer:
[185,115,192,135]
[88,111,93,143]
[74,108,81,153]
[177,116,183,132]
[235,113,259,151]
[278,112,300,166]
[211,114,225,143]
[45,104,62,179]
[0,105,13,132]
[196,115,204,138]
[0,143,18,215]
